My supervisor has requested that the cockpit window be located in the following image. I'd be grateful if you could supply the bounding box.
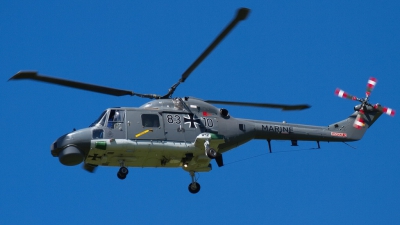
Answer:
[141,114,160,127]
[89,111,107,127]
[107,109,125,129]
[92,129,104,139]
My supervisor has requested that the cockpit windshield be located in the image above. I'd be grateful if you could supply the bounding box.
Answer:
[107,109,125,129]
[89,111,107,127]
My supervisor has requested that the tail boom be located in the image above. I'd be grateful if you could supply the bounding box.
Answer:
[250,106,382,143]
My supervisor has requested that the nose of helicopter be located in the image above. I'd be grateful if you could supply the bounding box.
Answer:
[50,128,92,166]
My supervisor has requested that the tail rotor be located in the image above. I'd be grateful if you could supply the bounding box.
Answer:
[335,77,395,129]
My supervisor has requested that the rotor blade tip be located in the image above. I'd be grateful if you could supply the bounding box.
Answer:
[9,71,38,81]
[237,8,250,20]
[283,104,311,111]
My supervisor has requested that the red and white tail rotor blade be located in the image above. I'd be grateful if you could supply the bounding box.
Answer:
[353,110,366,129]
[374,104,395,116]
[366,77,377,97]
[335,88,357,100]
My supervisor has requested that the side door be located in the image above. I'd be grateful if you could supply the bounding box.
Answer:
[126,110,165,140]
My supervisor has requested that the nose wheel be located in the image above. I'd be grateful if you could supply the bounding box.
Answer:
[117,160,129,180]
[188,171,201,194]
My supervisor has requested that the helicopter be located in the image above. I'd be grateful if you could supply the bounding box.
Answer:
[9,8,395,194]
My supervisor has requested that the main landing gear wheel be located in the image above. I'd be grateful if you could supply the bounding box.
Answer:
[188,171,201,194]
[117,166,129,180]
[188,182,201,194]
[206,148,217,159]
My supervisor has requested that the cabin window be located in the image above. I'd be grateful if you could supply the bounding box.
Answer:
[141,114,160,127]
[107,110,125,129]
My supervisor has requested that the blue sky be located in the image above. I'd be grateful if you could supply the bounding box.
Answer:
[1,1,400,224]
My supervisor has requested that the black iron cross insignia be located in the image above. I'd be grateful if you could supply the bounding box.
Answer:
[183,113,201,128]
[88,154,102,161]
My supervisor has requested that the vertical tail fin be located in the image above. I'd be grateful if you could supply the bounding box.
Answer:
[334,77,394,141]
[329,105,382,141]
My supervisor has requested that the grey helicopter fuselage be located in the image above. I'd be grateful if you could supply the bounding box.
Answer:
[51,97,382,173]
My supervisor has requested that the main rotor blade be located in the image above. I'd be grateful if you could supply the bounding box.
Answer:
[180,8,249,83]
[162,8,250,98]
[9,71,135,97]
[205,100,310,111]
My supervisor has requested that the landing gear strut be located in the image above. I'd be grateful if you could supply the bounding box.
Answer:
[117,160,129,180]
[188,171,200,194]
